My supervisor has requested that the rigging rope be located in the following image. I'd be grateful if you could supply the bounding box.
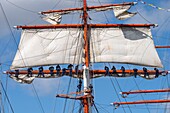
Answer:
[93,103,99,113]
[163,76,170,113]
[70,20,83,113]
[31,83,46,113]
[52,78,61,113]
[112,78,134,113]
[51,0,63,10]
[132,78,151,113]
[107,63,133,113]
[62,76,73,113]
[154,15,170,46]
[1,66,9,113]
[134,5,152,23]
[0,82,14,113]
[60,2,82,112]
[108,77,127,113]
[96,0,110,23]
[0,3,26,69]
[0,65,5,113]
[94,103,110,113]
[0,34,12,61]
[5,0,37,14]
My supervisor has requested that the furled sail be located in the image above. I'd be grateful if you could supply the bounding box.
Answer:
[41,2,137,22]
[42,13,62,24]
[93,3,137,20]
[90,26,163,68]
[41,11,73,24]
[10,28,84,69]
[10,75,35,84]
[112,4,137,20]
[11,26,162,69]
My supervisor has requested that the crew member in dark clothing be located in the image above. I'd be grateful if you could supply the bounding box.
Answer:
[56,64,61,76]
[27,67,33,77]
[121,66,125,77]
[49,66,54,76]
[104,66,109,76]
[62,68,66,76]
[15,69,19,78]
[154,68,159,78]
[143,67,149,78]
[68,64,73,69]
[111,66,116,74]
[75,65,79,75]
[133,68,138,78]
[89,84,93,93]
[77,79,82,92]
[68,64,73,76]
[38,66,44,77]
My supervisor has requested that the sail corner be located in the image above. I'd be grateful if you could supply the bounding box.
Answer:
[3,71,7,74]
[133,2,138,5]
[154,24,158,27]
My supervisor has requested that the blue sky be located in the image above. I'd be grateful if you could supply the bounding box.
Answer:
[0,0,170,113]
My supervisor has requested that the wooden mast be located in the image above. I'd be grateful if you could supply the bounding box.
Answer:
[7,1,170,112]
[5,69,168,75]
[83,0,89,67]
[83,0,91,113]
[15,24,156,29]
[155,46,170,48]
[114,100,170,105]
[41,2,135,14]
[112,88,170,108]
[121,89,170,95]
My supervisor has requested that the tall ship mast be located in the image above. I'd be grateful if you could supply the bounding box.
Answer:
[1,0,170,113]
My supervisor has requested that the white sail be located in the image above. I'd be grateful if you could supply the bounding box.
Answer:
[41,3,137,22]
[11,26,162,69]
[10,75,35,84]
[114,11,137,20]
[11,28,84,69]
[94,3,137,20]
[113,4,136,20]
[90,27,163,68]
[42,13,62,24]
[41,11,74,24]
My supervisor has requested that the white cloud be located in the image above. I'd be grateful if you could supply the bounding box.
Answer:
[30,78,61,96]
[18,78,63,97]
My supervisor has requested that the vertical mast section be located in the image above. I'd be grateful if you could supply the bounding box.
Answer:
[83,0,91,113]
[83,0,89,67]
